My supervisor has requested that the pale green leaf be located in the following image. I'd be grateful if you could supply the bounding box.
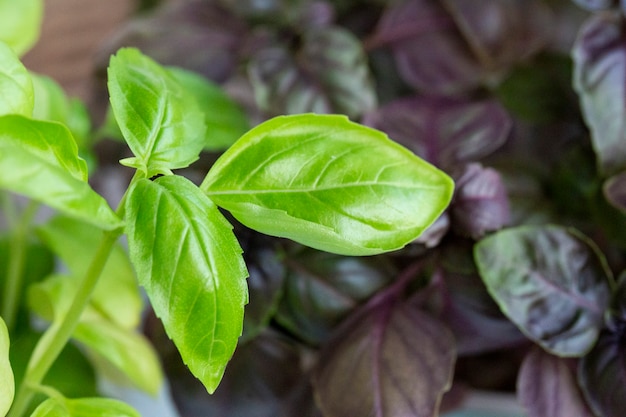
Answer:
[202,113,454,256]
[0,317,14,417]
[126,175,248,393]
[36,215,142,329]
[168,66,249,151]
[30,396,140,417]
[107,48,206,176]
[0,41,33,117]
[0,0,42,56]
[0,115,122,231]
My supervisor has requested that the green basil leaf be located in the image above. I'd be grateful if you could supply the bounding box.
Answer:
[107,48,206,176]
[0,115,122,230]
[36,216,142,329]
[0,316,13,417]
[126,175,248,393]
[0,0,42,56]
[0,41,34,117]
[202,113,454,256]
[474,225,612,356]
[167,66,248,152]
[31,397,140,417]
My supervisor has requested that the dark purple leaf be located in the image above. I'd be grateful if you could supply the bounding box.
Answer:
[248,26,377,118]
[578,330,626,417]
[414,212,450,248]
[275,249,396,345]
[451,163,511,239]
[373,0,485,94]
[363,95,511,169]
[441,0,552,71]
[518,347,595,417]
[573,11,626,175]
[474,225,612,356]
[572,0,616,11]
[312,303,456,417]
[603,171,626,213]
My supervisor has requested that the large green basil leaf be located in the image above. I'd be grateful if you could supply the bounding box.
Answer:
[107,48,206,177]
[0,0,42,56]
[0,116,121,230]
[125,175,248,393]
[202,114,454,256]
[0,317,13,417]
[0,41,33,117]
[474,225,612,356]
[36,216,141,329]
[31,396,140,417]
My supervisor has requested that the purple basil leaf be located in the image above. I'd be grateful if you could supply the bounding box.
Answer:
[603,171,626,213]
[374,0,484,94]
[573,11,626,175]
[578,330,626,417]
[414,212,450,248]
[451,163,511,239]
[275,249,396,345]
[518,347,595,417]
[312,303,456,417]
[607,272,626,332]
[363,95,511,169]
[474,225,612,356]
[441,0,552,71]
[572,0,616,10]
[96,0,246,83]
[248,26,376,118]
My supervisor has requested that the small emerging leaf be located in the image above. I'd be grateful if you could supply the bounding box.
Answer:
[474,225,612,356]
[126,175,248,393]
[0,0,42,56]
[202,114,454,256]
[0,41,33,116]
[31,396,140,417]
[0,317,13,417]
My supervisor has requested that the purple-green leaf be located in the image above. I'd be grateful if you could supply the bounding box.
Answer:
[518,347,595,417]
[312,303,456,417]
[474,225,612,356]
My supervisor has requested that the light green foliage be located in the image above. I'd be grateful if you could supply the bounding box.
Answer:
[30,396,140,417]
[202,113,454,256]
[168,67,249,151]
[0,42,34,117]
[107,48,206,177]
[0,0,42,56]
[0,317,14,417]
[125,175,248,393]
[0,116,122,230]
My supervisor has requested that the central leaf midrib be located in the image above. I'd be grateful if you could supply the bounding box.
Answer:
[207,181,443,195]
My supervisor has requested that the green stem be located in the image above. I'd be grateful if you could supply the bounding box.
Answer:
[2,200,39,331]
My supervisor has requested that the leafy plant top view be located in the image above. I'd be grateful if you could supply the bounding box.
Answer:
[1,0,626,417]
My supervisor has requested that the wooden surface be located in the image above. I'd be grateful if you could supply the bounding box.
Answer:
[22,0,135,100]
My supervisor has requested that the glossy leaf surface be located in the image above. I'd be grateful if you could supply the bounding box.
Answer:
[573,12,626,174]
[0,41,33,117]
[313,304,456,417]
[0,317,13,417]
[126,175,248,393]
[30,397,140,417]
[107,48,206,176]
[474,225,612,356]
[202,114,454,256]
[0,116,122,230]
[168,66,248,151]
[0,0,42,56]
[578,330,626,417]
[518,347,595,417]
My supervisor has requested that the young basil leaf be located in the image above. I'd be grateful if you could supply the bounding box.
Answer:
[0,116,122,230]
[474,225,612,356]
[167,66,249,152]
[30,396,140,417]
[312,303,456,417]
[0,41,34,117]
[125,175,248,393]
[0,0,42,56]
[36,216,142,330]
[202,114,454,256]
[518,347,595,417]
[0,316,14,417]
[107,47,206,177]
